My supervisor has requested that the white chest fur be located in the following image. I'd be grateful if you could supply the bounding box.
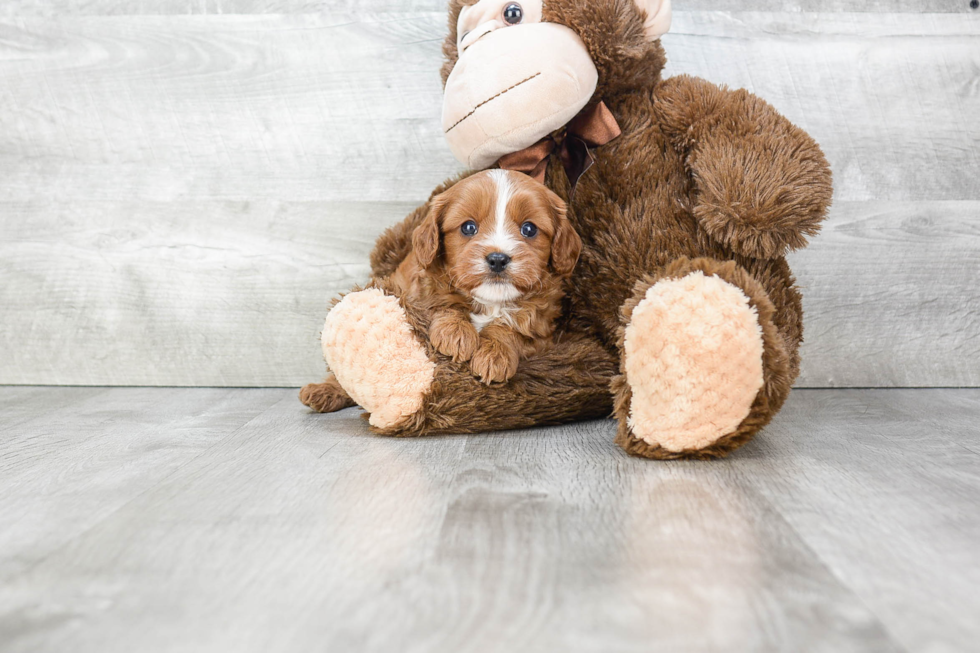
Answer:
[470,300,519,333]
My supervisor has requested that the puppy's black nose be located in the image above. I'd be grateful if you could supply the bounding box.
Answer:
[486,252,511,274]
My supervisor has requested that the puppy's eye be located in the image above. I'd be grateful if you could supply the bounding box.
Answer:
[461,220,478,236]
[520,221,538,238]
[503,3,523,25]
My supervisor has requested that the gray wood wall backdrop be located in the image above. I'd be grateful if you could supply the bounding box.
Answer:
[1,1,978,387]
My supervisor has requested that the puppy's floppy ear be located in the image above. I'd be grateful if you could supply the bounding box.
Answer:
[412,193,448,269]
[548,191,582,278]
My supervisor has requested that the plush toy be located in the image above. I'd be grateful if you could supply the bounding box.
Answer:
[301,0,832,459]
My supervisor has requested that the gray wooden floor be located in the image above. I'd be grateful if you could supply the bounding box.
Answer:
[0,387,978,653]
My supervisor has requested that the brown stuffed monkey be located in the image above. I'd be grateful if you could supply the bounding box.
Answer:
[300,0,832,459]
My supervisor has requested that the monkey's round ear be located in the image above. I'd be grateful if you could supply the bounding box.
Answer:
[634,0,672,40]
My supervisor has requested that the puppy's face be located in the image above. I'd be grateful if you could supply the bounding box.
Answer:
[412,170,581,303]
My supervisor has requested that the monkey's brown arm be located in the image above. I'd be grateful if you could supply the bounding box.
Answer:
[655,74,833,259]
[369,170,480,278]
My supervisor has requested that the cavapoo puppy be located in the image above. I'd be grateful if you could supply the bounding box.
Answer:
[299,169,581,414]
[393,169,582,384]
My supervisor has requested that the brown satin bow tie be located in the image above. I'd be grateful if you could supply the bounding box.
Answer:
[497,100,621,194]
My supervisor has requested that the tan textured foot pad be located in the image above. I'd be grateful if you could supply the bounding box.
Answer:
[321,289,435,430]
[623,272,765,453]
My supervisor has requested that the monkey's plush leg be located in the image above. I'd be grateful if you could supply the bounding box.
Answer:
[315,286,437,430]
[612,257,795,459]
[387,329,616,435]
[300,373,357,413]
[315,283,616,435]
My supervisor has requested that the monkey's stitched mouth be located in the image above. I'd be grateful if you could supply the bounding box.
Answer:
[445,72,541,134]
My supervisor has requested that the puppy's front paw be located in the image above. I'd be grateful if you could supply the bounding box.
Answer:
[430,315,480,362]
[470,341,519,384]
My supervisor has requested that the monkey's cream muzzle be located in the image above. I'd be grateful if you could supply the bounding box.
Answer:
[442,21,598,170]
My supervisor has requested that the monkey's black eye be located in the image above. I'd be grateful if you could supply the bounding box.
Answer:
[520,221,538,238]
[461,220,478,236]
[503,3,523,25]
